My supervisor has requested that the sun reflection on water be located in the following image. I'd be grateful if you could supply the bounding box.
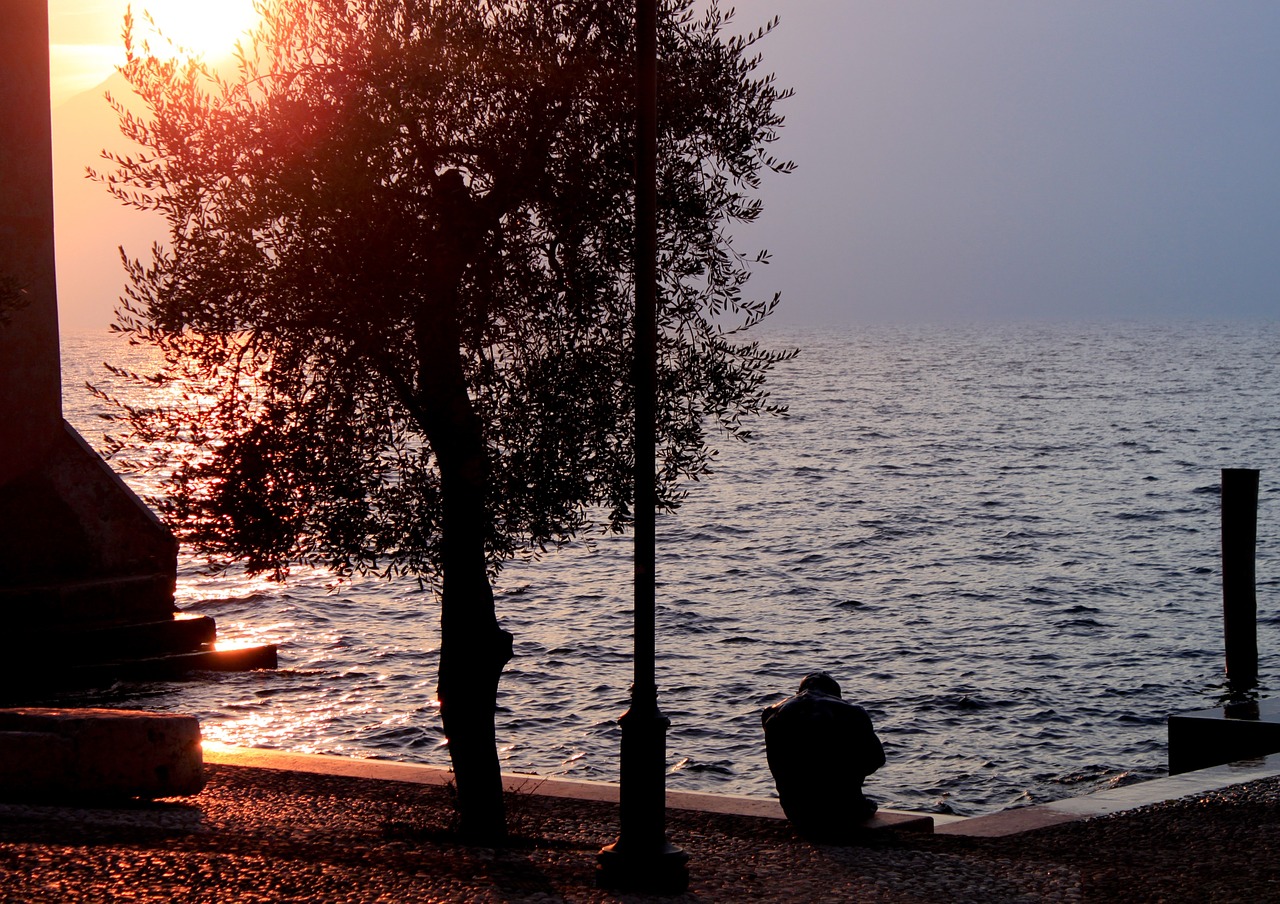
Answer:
[57,324,1280,815]
[199,704,357,752]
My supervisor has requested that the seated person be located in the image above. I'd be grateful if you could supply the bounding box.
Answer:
[761,671,885,841]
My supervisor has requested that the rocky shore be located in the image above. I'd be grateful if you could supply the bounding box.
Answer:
[0,762,1278,902]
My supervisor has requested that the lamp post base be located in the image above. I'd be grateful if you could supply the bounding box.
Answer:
[596,840,689,893]
[597,701,688,893]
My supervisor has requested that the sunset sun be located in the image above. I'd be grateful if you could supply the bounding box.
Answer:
[132,0,261,60]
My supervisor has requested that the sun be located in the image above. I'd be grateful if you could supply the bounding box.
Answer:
[132,0,262,61]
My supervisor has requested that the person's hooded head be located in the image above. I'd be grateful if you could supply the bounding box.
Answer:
[797,671,841,698]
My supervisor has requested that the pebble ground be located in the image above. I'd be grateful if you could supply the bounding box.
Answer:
[0,763,1278,902]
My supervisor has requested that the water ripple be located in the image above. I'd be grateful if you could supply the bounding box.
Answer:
[47,321,1280,817]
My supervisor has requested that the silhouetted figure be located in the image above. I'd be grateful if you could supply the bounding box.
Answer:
[762,671,885,841]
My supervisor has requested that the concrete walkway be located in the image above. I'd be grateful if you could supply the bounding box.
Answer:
[0,745,1278,901]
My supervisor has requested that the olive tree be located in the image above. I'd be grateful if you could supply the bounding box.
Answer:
[101,0,793,840]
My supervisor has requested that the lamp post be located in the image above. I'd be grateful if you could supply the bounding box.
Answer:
[597,0,689,892]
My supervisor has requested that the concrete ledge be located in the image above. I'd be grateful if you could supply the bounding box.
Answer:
[199,744,1280,838]
[934,806,1080,837]
[202,745,933,832]
[937,751,1280,837]
[0,707,204,800]
[204,745,1280,838]
[1169,697,1280,774]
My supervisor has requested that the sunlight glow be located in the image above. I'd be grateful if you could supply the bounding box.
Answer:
[131,0,261,61]
[211,640,271,652]
[49,2,264,105]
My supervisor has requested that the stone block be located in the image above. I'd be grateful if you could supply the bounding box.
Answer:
[0,731,71,790]
[1169,697,1280,775]
[0,707,204,800]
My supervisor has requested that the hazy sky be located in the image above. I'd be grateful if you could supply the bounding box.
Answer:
[47,1,1280,331]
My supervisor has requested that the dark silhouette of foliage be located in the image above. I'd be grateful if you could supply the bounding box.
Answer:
[99,0,793,840]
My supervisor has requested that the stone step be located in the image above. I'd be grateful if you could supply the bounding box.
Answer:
[1,573,175,630]
[1,628,279,697]
[67,644,280,685]
[0,706,204,800]
[44,614,217,663]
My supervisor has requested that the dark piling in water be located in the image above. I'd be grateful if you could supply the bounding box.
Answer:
[1222,468,1260,692]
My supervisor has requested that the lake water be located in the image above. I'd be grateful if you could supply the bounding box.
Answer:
[48,321,1280,816]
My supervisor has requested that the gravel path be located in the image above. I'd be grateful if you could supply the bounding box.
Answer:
[0,763,1277,902]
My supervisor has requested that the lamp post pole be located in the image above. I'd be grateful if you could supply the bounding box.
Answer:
[597,0,689,891]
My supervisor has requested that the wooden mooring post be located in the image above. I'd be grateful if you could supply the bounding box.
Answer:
[1222,468,1260,691]
[1167,467,1272,773]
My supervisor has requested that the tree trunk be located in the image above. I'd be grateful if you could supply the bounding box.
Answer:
[430,393,513,843]
[416,294,513,843]
[438,583,513,842]
[401,170,516,842]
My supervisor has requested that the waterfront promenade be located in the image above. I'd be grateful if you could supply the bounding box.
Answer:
[0,747,1278,902]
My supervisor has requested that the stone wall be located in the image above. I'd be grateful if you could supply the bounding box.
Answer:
[0,1,177,634]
